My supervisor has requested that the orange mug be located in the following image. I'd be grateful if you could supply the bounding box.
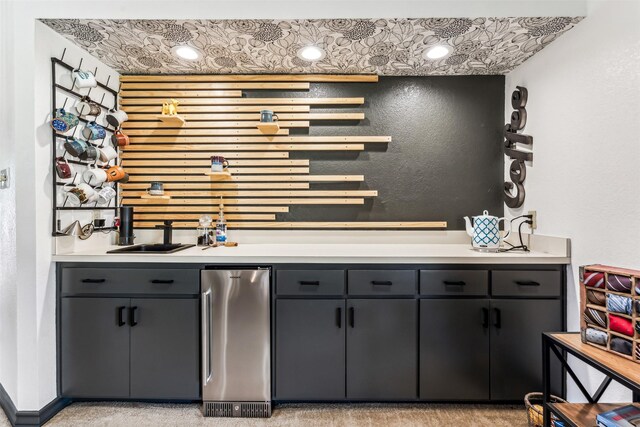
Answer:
[106,165,127,182]
[111,130,129,147]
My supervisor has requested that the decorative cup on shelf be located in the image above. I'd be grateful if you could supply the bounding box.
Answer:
[97,186,116,205]
[148,181,164,196]
[106,165,127,182]
[106,109,128,128]
[210,156,229,172]
[260,109,278,123]
[78,145,100,161]
[82,121,107,141]
[111,129,129,147]
[54,157,72,179]
[50,109,79,133]
[72,69,97,89]
[75,96,101,117]
[82,165,108,186]
[63,137,88,158]
[98,145,118,163]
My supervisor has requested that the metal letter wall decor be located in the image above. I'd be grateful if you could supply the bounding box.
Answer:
[503,86,533,209]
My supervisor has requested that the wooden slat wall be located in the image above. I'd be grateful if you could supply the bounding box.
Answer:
[119,74,447,230]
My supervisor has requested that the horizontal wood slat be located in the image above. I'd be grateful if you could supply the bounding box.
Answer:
[121,151,289,159]
[124,175,364,183]
[126,167,309,175]
[122,105,311,113]
[132,220,446,229]
[121,97,365,106]
[135,213,276,221]
[120,74,378,83]
[125,136,390,143]
[122,121,308,129]
[120,83,309,93]
[123,128,290,136]
[123,198,365,205]
[129,205,289,213]
[121,183,310,190]
[122,190,377,197]
[122,90,242,98]
[123,144,366,151]
[122,159,308,167]
[125,113,365,121]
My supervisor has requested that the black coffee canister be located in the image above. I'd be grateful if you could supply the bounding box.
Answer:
[118,206,135,246]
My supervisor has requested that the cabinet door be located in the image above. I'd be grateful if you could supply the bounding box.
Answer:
[490,299,562,400]
[420,299,490,400]
[347,299,417,400]
[61,297,130,398]
[275,299,346,400]
[130,298,200,400]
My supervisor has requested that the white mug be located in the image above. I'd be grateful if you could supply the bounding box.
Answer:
[64,183,97,206]
[98,145,118,163]
[82,166,108,186]
[97,186,116,205]
[78,183,98,203]
[106,109,128,128]
[72,69,97,89]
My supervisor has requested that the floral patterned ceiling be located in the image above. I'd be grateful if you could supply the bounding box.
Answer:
[41,18,583,75]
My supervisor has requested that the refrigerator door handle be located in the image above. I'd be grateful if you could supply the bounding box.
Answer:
[201,289,213,386]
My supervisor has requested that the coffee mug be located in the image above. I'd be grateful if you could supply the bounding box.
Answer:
[54,157,72,179]
[65,183,97,206]
[82,166,108,185]
[210,156,229,172]
[72,69,97,89]
[78,145,99,161]
[106,165,127,182]
[98,145,118,163]
[260,109,278,123]
[51,109,79,133]
[75,96,101,117]
[97,186,116,205]
[111,130,129,147]
[82,121,107,141]
[106,109,128,128]
[63,138,88,157]
[148,181,164,195]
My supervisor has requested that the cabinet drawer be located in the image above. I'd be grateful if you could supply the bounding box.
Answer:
[492,270,561,297]
[61,268,199,296]
[348,270,416,296]
[420,270,488,296]
[276,270,345,296]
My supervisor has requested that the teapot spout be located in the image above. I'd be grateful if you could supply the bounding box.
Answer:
[463,216,473,237]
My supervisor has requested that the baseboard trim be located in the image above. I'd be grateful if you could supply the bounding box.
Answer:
[0,382,70,426]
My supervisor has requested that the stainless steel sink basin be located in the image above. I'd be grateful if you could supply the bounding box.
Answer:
[107,243,195,254]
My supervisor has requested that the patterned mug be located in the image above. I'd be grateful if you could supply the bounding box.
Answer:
[82,121,107,141]
[50,109,79,133]
[75,96,101,117]
[63,138,88,157]
[72,69,97,89]
[106,165,127,182]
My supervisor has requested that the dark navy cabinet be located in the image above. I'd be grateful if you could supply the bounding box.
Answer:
[59,266,200,400]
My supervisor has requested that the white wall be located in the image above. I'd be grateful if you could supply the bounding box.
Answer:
[505,0,640,402]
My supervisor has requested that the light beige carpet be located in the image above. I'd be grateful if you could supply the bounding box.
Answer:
[45,402,528,426]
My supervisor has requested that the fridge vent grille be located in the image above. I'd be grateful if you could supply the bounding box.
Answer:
[203,402,271,418]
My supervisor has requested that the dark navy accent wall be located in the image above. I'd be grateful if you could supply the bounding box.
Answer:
[246,75,505,229]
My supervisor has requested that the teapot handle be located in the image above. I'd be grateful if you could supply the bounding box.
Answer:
[498,217,512,240]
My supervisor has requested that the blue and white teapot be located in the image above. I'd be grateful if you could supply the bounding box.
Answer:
[464,210,511,252]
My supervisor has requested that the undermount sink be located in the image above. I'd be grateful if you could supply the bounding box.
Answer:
[107,243,195,254]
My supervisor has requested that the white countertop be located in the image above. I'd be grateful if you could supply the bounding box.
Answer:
[52,242,570,264]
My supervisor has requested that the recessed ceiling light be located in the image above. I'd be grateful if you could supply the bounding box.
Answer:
[171,45,201,61]
[297,45,325,61]
[424,45,451,60]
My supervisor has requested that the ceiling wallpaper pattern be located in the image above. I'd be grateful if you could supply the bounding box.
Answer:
[41,18,582,75]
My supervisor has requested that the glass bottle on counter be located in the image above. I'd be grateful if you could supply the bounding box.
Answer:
[216,197,227,244]
[196,215,214,246]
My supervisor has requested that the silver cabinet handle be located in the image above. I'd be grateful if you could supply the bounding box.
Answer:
[201,289,212,386]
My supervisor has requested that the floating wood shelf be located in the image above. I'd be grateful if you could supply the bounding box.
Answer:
[205,171,232,180]
[155,114,186,126]
[140,194,171,200]
[257,122,280,134]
